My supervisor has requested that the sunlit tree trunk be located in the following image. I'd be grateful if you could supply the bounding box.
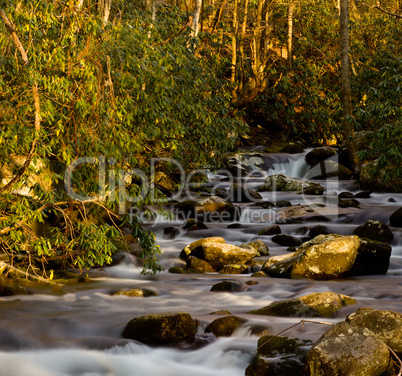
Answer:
[211,0,228,31]
[239,0,249,90]
[340,0,356,167]
[287,1,296,71]
[99,0,112,23]
[230,0,239,101]
[191,0,202,37]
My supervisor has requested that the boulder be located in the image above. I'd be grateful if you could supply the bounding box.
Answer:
[249,292,356,318]
[245,239,270,256]
[174,196,239,222]
[162,226,180,239]
[262,235,361,280]
[228,183,262,203]
[390,207,402,228]
[210,280,246,292]
[305,146,337,166]
[272,234,303,247]
[308,225,329,238]
[181,218,208,231]
[186,256,216,273]
[258,225,282,236]
[306,321,392,376]
[308,160,353,180]
[123,312,197,346]
[258,174,324,195]
[346,308,402,354]
[114,288,158,297]
[290,235,360,280]
[205,316,247,337]
[279,142,305,154]
[219,264,249,274]
[276,200,292,207]
[246,335,312,376]
[209,310,232,315]
[353,220,393,244]
[338,198,360,208]
[190,242,258,270]
[180,237,226,260]
[350,239,392,276]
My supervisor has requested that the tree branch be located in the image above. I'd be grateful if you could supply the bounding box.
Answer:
[360,1,402,18]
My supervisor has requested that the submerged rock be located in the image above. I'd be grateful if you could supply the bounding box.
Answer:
[123,312,197,346]
[306,321,392,376]
[258,174,324,195]
[210,280,246,292]
[249,292,356,318]
[353,219,394,244]
[205,316,247,337]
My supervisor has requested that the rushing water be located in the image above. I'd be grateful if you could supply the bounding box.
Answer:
[0,151,401,376]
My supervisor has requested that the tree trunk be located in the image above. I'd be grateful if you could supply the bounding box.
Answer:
[99,0,112,23]
[191,0,202,37]
[230,0,239,101]
[287,1,296,72]
[239,0,249,90]
[211,0,228,31]
[340,0,356,168]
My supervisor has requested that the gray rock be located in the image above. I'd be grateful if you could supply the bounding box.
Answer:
[306,321,392,376]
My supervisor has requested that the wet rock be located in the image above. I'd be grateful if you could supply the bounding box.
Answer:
[123,312,197,346]
[245,239,269,256]
[291,235,360,280]
[162,226,180,239]
[346,308,402,354]
[254,201,276,209]
[186,256,216,273]
[219,264,249,274]
[338,198,360,208]
[114,288,158,297]
[258,225,282,236]
[249,292,356,318]
[353,219,394,244]
[305,146,337,166]
[390,207,402,228]
[258,174,324,195]
[246,335,312,376]
[168,266,195,274]
[308,225,329,238]
[338,191,355,198]
[180,237,226,260]
[305,321,392,376]
[190,242,258,270]
[272,234,303,247]
[251,271,268,277]
[205,316,247,337]
[355,190,372,198]
[227,223,242,229]
[276,200,292,207]
[309,161,353,180]
[262,235,361,280]
[209,310,232,315]
[174,196,239,222]
[210,280,246,292]
[228,183,262,203]
[181,219,208,231]
[279,142,305,154]
[350,239,392,276]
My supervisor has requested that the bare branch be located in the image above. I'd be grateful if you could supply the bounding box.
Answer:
[360,1,402,18]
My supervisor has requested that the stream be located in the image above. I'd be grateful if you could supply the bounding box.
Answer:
[0,150,401,376]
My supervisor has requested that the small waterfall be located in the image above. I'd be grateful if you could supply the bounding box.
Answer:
[266,154,311,179]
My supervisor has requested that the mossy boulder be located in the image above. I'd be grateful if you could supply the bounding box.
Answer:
[353,219,394,244]
[306,321,392,376]
[305,146,337,166]
[123,312,197,346]
[114,288,158,297]
[190,242,258,270]
[346,308,402,354]
[245,239,270,256]
[258,174,324,195]
[210,280,246,292]
[249,292,356,318]
[205,316,247,337]
[219,264,249,274]
[186,256,216,273]
[180,237,226,260]
[262,235,360,280]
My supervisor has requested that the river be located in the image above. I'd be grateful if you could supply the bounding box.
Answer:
[0,150,401,376]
